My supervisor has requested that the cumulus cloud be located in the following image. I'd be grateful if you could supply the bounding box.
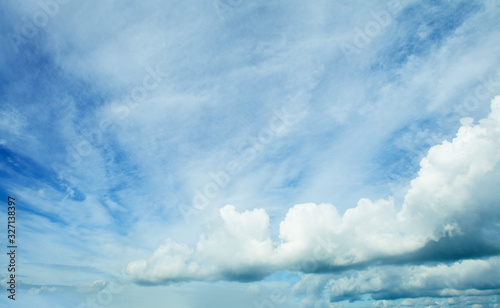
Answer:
[127,96,500,287]
[128,205,275,284]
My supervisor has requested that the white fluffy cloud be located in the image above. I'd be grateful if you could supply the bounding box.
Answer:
[128,205,276,284]
[398,101,500,240]
[127,96,500,285]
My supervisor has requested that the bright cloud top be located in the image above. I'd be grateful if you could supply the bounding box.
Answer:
[127,96,500,287]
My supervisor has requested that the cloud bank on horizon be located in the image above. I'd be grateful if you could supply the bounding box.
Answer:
[1,0,500,307]
[128,97,500,290]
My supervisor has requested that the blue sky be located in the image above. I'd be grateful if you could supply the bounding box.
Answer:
[1,0,500,307]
